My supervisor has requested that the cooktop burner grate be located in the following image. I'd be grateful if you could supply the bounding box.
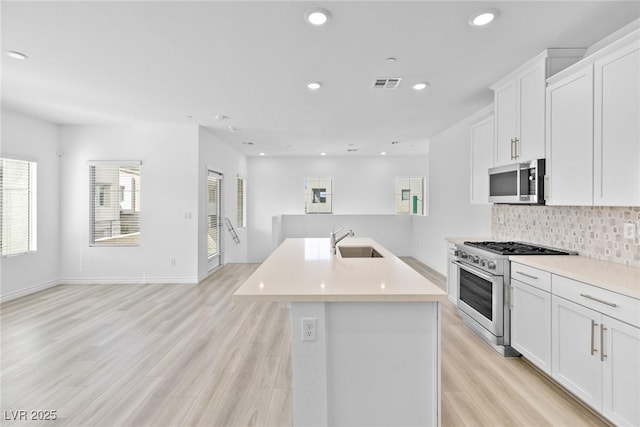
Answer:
[463,241,573,256]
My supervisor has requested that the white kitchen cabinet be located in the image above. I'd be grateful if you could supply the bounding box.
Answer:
[492,49,586,167]
[469,114,494,204]
[593,40,640,205]
[551,273,640,426]
[546,31,640,207]
[602,315,640,427]
[551,295,603,410]
[511,279,552,375]
[545,64,594,206]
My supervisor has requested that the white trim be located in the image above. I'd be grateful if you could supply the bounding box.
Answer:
[0,279,60,303]
[88,160,142,166]
[58,276,199,285]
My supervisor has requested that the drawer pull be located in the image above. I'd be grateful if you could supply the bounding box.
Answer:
[580,293,618,307]
[590,320,598,355]
[515,271,538,280]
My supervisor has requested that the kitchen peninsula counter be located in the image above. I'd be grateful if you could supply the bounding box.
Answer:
[234,238,445,427]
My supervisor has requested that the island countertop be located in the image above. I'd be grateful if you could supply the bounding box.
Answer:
[233,237,447,302]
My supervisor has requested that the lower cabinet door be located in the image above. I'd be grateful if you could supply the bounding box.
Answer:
[602,315,640,427]
[551,296,603,411]
[511,279,551,374]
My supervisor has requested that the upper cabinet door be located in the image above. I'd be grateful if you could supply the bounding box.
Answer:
[546,64,594,206]
[593,41,640,206]
[470,114,494,204]
[518,61,547,162]
[494,81,518,167]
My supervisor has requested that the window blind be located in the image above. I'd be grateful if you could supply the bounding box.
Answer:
[1,158,37,256]
[89,162,141,246]
[207,172,221,258]
[237,177,246,228]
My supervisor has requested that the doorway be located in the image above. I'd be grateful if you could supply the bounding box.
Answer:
[207,170,223,271]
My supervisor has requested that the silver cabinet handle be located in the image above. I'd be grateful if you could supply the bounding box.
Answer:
[590,320,598,355]
[580,293,618,307]
[515,271,538,280]
[600,324,608,362]
[510,138,516,160]
[513,137,519,159]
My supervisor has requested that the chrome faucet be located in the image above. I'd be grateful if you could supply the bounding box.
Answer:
[330,228,354,254]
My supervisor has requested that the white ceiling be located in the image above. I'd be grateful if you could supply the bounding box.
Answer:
[2,1,639,156]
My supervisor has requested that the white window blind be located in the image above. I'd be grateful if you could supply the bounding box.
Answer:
[1,158,37,256]
[89,161,141,246]
[207,172,221,258]
[237,177,246,228]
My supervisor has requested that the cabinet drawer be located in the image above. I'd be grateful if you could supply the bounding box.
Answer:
[553,275,640,327]
[511,262,551,292]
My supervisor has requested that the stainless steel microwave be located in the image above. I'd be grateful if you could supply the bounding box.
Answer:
[488,159,545,204]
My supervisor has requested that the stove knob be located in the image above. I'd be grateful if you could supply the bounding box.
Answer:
[454,250,461,257]
[460,251,468,259]
[471,256,479,264]
[480,259,487,267]
[487,261,496,270]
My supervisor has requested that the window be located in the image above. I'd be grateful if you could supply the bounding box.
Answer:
[90,161,141,246]
[237,177,246,228]
[1,158,37,256]
[395,177,425,215]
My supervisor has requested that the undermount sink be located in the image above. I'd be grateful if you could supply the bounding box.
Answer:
[338,246,383,258]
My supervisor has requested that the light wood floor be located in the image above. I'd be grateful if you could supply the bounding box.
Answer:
[1,260,610,426]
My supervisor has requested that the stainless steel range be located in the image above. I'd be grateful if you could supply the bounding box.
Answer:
[452,241,575,356]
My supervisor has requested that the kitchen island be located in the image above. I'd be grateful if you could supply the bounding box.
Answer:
[234,237,447,426]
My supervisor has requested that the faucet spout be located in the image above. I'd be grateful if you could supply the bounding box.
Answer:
[330,229,354,254]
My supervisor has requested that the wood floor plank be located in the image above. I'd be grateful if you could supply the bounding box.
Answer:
[1,259,611,426]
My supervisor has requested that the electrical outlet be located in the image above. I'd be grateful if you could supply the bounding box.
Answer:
[170,258,176,267]
[498,214,505,225]
[623,223,637,240]
[302,318,317,342]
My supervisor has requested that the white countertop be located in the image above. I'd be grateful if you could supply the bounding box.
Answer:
[510,255,640,299]
[233,238,447,302]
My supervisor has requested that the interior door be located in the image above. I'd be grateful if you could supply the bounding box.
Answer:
[207,171,223,271]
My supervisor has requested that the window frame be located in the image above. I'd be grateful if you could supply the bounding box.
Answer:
[89,160,141,247]
[237,176,247,229]
[0,157,38,257]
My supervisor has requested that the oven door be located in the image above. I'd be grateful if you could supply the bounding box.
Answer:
[454,261,504,337]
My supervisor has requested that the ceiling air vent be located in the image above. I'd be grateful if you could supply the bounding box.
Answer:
[372,77,403,89]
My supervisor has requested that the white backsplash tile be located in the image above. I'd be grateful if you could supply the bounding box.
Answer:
[492,205,640,267]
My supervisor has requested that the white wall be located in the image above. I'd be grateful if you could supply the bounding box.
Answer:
[280,214,412,255]
[412,107,493,274]
[198,127,248,280]
[59,124,200,284]
[1,109,60,301]
[247,155,428,262]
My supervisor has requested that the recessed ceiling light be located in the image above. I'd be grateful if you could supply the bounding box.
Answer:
[307,82,323,90]
[320,152,326,156]
[6,50,28,60]
[385,57,397,63]
[228,126,238,132]
[469,9,498,27]
[305,8,331,26]
[259,152,265,156]
[241,141,254,145]
[185,115,193,119]
[347,148,358,152]
[215,115,229,121]
[391,141,399,145]
[381,152,387,156]
[412,82,429,91]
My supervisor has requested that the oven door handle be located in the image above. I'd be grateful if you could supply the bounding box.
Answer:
[453,260,498,282]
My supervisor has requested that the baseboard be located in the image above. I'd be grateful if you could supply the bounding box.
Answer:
[0,279,61,304]
[58,276,199,285]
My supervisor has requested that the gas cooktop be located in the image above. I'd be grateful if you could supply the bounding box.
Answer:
[463,241,574,256]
